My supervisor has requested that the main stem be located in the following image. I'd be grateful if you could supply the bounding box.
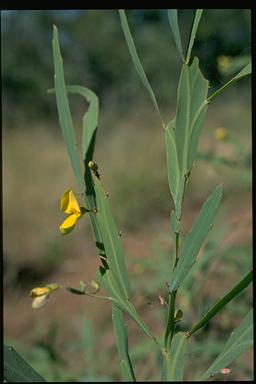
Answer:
[164,232,179,351]
[164,176,187,353]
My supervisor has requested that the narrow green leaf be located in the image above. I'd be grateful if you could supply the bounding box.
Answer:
[175,58,209,176]
[166,333,187,381]
[64,86,102,251]
[94,177,131,298]
[66,85,99,160]
[175,175,186,221]
[175,64,190,174]
[199,309,253,380]
[167,10,184,61]
[112,305,136,381]
[164,119,180,206]
[234,61,251,79]
[208,61,251,102]
[97,269,156,342]
[187,101,208,171]
[169,185,223,292]
[188,270,252,337]
[186,10,203,64]
[119,10,163,124]
[49,83,103,254]
[4,344,45,382]
[52,25,85,191]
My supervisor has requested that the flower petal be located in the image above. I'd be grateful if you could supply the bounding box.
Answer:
[29,287,51,297]
[60,189,81,216]
[32,294,49,309]
[59,213,79,234]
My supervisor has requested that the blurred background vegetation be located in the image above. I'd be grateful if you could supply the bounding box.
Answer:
[3,9,252,381]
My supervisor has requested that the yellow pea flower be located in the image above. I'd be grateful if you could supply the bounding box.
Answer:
[59,189,85,234]
[29,284,59,309]
[214,127,228,141]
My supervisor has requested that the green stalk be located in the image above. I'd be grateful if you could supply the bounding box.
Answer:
[164,171,189,352]
[164,228,180,350]
[164,290,177,350]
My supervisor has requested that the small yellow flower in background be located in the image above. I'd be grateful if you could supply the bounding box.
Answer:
[214,127,228,141]
[29,284,59,309]
[59,189,84,234]
[218,55,231,73]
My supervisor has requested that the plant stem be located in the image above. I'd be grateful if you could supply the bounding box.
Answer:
[164,290,177,350]
[165,230,180,351]
[174,232,180,269]
[164,174,188,352]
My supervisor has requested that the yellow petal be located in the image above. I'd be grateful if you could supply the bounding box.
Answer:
[32,294,49,309]
[29,287,51,298]
[59,213,79,234]
[60,189,81,216]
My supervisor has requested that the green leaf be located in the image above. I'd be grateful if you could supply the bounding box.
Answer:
[188,270,252,337]
[186,10,203,64]
[119,10,163,124]
[234,61,251,79]
[52,25,85,192]
[94,177,131,298]
[165,333,187,381]
[169,185,223,292]
[208,61,251,102]
[187,101,208,171]
[175,64,190,174]
[65,85,99,160]
[167,10,184,61]
[97,269,156,342]
[175,58,209,176]
[64,86,102,249]
[199,309,253,380]
[164,119,180,207]
[112,305,136,381]
[52,29,103,253]
[4,344,45,382]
